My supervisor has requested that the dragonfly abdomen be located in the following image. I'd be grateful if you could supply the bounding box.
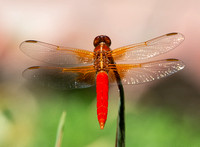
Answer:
[96,71,109,129]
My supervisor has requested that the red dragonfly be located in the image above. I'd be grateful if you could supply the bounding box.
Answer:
[20,33,185,129]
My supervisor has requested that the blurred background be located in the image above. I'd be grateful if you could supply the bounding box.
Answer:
[0,0,200,146]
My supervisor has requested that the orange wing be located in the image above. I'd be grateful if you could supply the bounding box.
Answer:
[111,33,184,63]
[23,65,96,89]
[108,59,185,85]
[20,40,94,66]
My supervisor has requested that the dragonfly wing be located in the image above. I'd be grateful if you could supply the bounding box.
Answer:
[112,33,184,63]
[23,65,96,89]
[20,40,94,66]
[108,59,185,85]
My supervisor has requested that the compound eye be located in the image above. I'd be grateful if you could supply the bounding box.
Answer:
[103,36,111,47]
[93,36,101,47]
[93,35,111,47]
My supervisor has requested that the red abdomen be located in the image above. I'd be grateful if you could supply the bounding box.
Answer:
[96,71,109,129]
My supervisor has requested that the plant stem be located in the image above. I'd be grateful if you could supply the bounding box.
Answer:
[108,55,125,147]
[114,71,125,147]
[55,111,66,147]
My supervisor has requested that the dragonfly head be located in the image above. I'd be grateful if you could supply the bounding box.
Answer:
[93,35,111,47]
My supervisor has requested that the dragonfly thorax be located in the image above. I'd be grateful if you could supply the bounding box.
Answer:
[94,43,111,72]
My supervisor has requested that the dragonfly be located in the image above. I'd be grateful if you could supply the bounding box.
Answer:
[20,33,185,129]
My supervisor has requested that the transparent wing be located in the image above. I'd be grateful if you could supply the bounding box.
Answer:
[111,33,184,63]
[108,59,185,85]
[23,65,96,90]
[20,40,94,66]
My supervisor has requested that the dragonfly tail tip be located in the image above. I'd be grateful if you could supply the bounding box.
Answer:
[100,122,105,129]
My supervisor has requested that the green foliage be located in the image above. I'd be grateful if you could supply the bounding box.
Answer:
[2,87,200,147]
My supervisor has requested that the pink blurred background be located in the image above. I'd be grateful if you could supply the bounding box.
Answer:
[0,0,199,89]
